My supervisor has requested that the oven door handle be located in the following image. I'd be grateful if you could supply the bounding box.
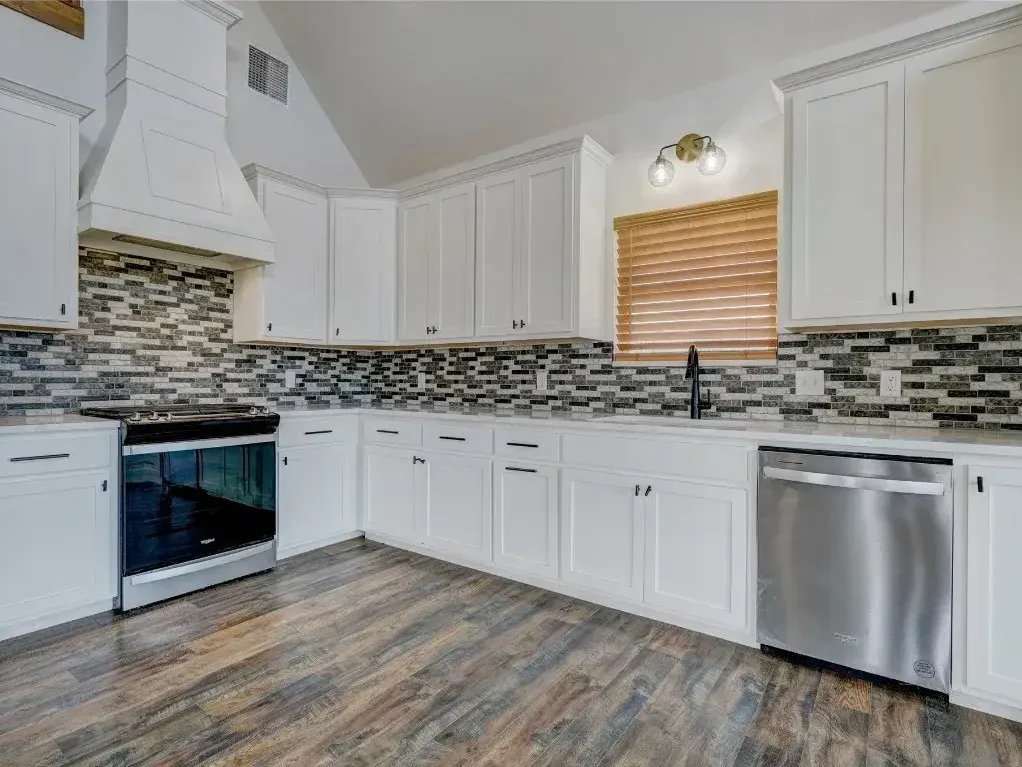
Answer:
[762,466,945,496]
[122,434,276,455]
[127,542,275,585]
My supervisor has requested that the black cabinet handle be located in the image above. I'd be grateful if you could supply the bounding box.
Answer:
[267,322,272,331]
[283,456,288,466]
[376,429,399,435]
[432,325,438,334]
[506,441,539,449]
[60,303,66,315]
[978,476,984,493]
[645,485,652,496]
[304,429,333,435]
[520,318,526,328]
[892,292,897,306]
[506,466,537,473]
[513,320,519,329]
[336,328,340,336]
[635,484,640,496]
[101,480,108,492]
[908,290,915,304]
[438,436,466,442]
[412,456,426,464]
[9,453,70,463]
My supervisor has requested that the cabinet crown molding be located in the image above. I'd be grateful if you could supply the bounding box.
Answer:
[774,4,1022,92]
[399,135,612,200]
[182,0,243,28]
[0,76,92,119]
[241,163,397,200]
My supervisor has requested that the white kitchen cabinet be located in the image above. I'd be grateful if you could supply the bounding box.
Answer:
[235,167,329,344]
[0,82,89,330]
[966,465,1022,707]
[788,64,904,322]
[329,195,397,344]
[277,443,357,559]
[642,479,748,630]
[0,471,115,639]
[493,461,558,578]
[397,184,475,342]
[560,468,644,600]
[421,452,492,563]
[475,168,520,337]
[363,444,420,543]
[903,26,1022,315]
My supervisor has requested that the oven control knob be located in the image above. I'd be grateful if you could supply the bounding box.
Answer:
[249,406,262,415]
[130,412,142,423]
[148,412,160,421]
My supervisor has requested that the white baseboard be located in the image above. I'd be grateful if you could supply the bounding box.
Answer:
[276,529,364,560]
[951,689,1022,724]
[0,598,115,643]
[364,531,758,649]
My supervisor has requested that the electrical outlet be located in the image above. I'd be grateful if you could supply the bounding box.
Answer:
[418,371,427,389]
[536,369,548,391]
[284,370,297,389]
[880,369,902,397]
[795,369,825,396]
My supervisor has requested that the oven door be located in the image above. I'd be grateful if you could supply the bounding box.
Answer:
[122,435,276,576]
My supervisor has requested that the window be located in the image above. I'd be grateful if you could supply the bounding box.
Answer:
[614,190,778,363]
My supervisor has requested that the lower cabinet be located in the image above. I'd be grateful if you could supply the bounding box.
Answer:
[560,469,644,600]
[0,472,115,633]
[422,453,492,563]
[278,443,357,558]
[493,461,558,578]
[643,479,748,630]
[363,445,419,542]
[966,465,1022,706]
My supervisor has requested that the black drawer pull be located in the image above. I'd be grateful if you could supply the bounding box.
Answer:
[438,436,466,442]
[506,441,539,449]
[505,466,537,473]
[10,453,70,463]
[891,292,897,306]
[304,429,334,435]
[908,290,915,304]
[376,429,399,435]
[978,476,984,493]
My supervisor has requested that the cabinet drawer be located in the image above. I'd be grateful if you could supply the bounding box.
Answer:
[561,433,749,485]
[0,433,111,479]
[423,423,493,455]
[362,418,423,446]
[494,428,559,462]
[278,414,358,447]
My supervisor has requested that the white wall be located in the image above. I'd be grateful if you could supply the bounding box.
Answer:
[0,0,366,188]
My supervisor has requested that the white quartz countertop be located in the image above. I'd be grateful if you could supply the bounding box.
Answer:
[0,414,120,435]
[277,405,1022,458]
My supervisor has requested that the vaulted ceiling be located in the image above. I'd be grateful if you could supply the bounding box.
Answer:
[262,1,951,187]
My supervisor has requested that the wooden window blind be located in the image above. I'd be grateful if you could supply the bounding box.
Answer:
[614,190,779,363]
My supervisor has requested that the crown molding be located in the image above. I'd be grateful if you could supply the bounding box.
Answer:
[399,135,613,200]
[183,0,243,29]
[327,187,398,200]
[241,163,326,196]
[774,4,1022,92]
[0,76,92,119]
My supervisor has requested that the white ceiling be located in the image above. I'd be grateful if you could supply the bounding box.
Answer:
[261,1,951,187]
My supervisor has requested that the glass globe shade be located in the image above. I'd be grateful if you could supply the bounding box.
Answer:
[697,141,727,176]
[647,155,675,187]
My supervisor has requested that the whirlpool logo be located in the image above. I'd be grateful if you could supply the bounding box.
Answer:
[833,632,857,643]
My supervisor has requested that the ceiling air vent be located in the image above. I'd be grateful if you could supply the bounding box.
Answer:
[248,45,289,105]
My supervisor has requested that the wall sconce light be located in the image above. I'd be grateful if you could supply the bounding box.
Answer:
[647,133,727,187]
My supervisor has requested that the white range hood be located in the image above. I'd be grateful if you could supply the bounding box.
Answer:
[78,0,274,270]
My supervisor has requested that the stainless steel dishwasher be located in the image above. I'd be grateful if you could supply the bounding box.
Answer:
[757,447,953,693]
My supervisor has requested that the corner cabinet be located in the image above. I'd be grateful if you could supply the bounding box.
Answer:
[0,81,90,330]
[779,13,1022,329]
[235,166,329,344]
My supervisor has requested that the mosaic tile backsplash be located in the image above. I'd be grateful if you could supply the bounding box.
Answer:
[1,252,1021,430]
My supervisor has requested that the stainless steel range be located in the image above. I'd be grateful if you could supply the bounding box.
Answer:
[81,405,280,610]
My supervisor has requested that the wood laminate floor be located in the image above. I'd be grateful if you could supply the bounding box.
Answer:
[1,540,1020,767]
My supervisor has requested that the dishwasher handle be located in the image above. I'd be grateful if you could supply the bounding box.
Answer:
[762,466,945,496]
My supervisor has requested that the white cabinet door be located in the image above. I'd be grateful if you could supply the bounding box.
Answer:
[0,472,114,629]
[560,469,643,600]
[0,91,79,328]
[398,197,434,342]
[278,443,356,558]
[493,461,558,578]
[421,452,492,563]
[330,197,396,344]
[789,63,905,321]
[259,180,329,342]
[433,183,475,339]
[363,445,420,543]
[519,155,574,336]
[904,27,1022,314]
[475,169,520,337]
[966,465,1022,706]
[643,479,748,629]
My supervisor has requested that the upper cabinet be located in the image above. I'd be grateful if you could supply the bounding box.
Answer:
[779,10,1022,329]
[0,81,90,331]
[235,167,329,344]
[330,194,397,345]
